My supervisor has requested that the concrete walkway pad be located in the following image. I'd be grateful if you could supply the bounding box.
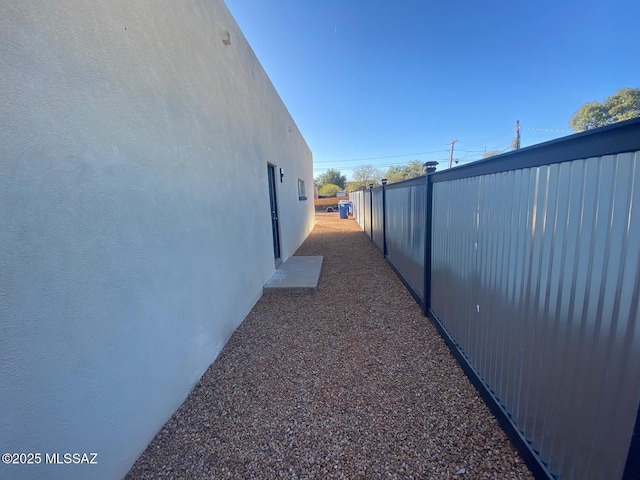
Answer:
[263,256,323,293]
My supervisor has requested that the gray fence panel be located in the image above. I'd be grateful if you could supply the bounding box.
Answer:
[358,191,365,229]
[385,183,425,300]
[350,190,365,229]
[372,189,384,250]
[363,190,371,234]
[430,151,640,480]
[431,175,480,364]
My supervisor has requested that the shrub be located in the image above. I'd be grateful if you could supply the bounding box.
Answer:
[318,183,340,197]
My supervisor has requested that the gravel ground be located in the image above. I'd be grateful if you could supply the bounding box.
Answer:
[126,213,533,479]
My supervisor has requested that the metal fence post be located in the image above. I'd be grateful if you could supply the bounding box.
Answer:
[381,178,388,256]
[422,162,438,316]
[369,183,373,242]
[623,402,640,479]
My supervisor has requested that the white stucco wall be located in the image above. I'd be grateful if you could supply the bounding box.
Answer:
[0,1,313,479]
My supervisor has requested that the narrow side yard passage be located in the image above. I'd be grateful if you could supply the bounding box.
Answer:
[127,213,533,479]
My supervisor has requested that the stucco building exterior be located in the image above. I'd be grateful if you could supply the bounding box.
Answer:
[0,1,314,479]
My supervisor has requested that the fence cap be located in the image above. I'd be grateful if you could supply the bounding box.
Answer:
[423,161,439,174]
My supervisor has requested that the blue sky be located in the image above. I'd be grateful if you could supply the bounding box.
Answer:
[225,0,640,180]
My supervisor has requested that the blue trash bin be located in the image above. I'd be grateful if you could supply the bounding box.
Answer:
[339,204,349,219]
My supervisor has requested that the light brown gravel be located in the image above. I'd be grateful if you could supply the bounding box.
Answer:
[126,213,533,479]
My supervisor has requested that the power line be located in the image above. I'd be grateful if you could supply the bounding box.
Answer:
[456,149,486,154]
[520,126,572,133]
[313,125,536,172]
[314,130,525,165]
[313,159,450,172]
[313,149,448,164]
[454,133,511,151]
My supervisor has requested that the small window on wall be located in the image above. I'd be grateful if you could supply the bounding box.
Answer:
[298,179,307,200]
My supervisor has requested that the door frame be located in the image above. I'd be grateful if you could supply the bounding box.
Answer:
[267,163,281,262]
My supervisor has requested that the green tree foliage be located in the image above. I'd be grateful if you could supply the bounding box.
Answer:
[404,160,426,178]
[570,102,609,131]
[604,87,640,122]
[384,166,405,184]
[384,160,424,184]
[345,181,364,192]
[482,150,501,158]
[315,169,346,189]
[318,183,341,197]
[349,164,383,190]
[570,87,640,132]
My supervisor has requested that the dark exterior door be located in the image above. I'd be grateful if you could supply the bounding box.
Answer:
[267,164,281,260]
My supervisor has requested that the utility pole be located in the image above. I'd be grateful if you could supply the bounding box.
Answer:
[448,140,458,169]
[514,120,521,150]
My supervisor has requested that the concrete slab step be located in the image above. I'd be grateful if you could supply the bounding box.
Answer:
[263,256,323,294]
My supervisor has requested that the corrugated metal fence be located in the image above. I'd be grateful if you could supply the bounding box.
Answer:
[349,118,640,480]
